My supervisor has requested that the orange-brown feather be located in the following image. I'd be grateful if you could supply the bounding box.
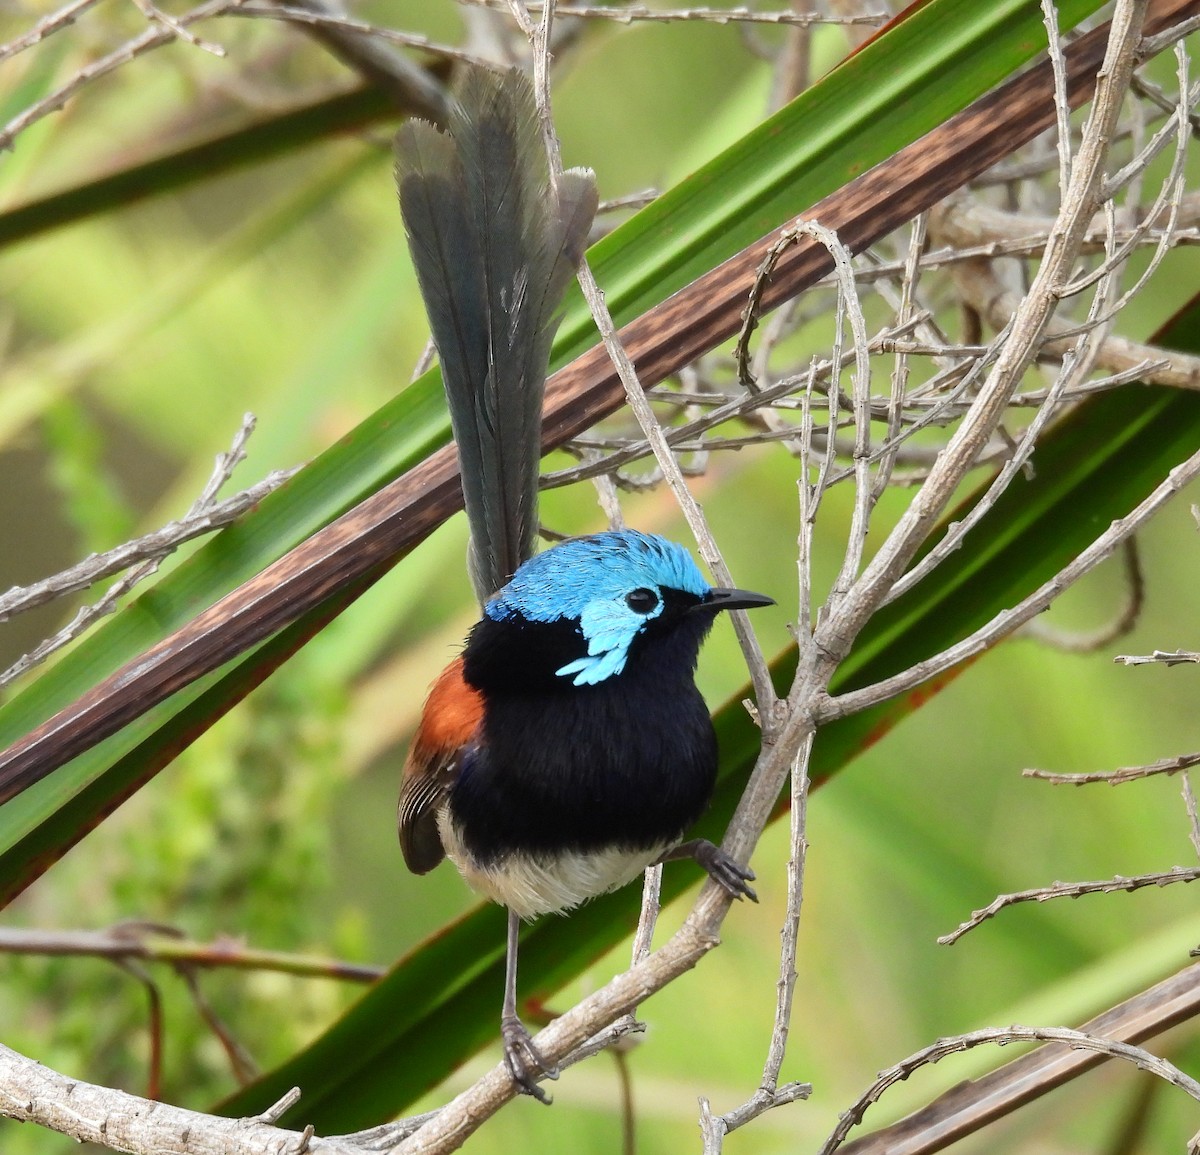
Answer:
[398,657,484,875]
[411,656,484,755]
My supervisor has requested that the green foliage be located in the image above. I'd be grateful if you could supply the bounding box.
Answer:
[2,3,1200,1154]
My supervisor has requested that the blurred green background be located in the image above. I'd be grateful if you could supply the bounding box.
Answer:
[2,3,1200,1153]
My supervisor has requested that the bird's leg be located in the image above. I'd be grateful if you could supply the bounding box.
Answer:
[661,839,758,902]
[500,907,559,1104]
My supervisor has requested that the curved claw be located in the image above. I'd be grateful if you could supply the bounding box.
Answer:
[501,1014,559,1104]
[669,838,758,903]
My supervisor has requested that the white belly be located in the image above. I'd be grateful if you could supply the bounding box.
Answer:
[438,811,668,919]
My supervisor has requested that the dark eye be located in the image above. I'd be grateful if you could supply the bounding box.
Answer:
[625,587,660,614]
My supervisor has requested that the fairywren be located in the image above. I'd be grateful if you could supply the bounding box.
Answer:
[394,66,771,1101]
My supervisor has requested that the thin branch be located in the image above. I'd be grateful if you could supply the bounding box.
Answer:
[1139,12,1200,58]
[112,959,165,1100]
[0,924,383,982]
[236,3,469,117]
[840,962,1200,1154]
[818,0,1150,651]
[0,0,244,153]
[176,965,259,1085]
[701,734,816,1153]
[0,417,299,689]
[251,1086,303,1124]
[1181,771,1200,860]
[1020,537,1144,653]
[1040,0,1072,201]
[939,867,1200,946]
[873,214,928,498]
[819,444,1200,721]
[0,0,105,64]
[462,0,889,26]
[324,1013,649,1154]
[1024,750,1200,785]
[699,1080,812,1154]
[822,1024,1200,1155]
[0,417,293,623]
[131,0,228,55]
[884,239,1142,605]
[762,734,812,1094]
[1115,648,1200,665]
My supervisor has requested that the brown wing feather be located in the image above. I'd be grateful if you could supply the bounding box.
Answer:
[398,657,484,874]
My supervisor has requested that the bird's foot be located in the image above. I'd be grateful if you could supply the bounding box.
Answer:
[666,838,758,902]
[501,1013,559,1104]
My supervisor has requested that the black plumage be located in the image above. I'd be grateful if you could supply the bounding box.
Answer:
[453,600,722,862]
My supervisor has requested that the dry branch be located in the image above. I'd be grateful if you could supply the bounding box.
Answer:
[830,1018,1200,1154]
[838,963,1200,1153]
[3,2,1200,1154]
[0,924,382,982]
[939,867,1200,946]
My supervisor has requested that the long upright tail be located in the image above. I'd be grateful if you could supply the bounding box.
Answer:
[395,67,598,603]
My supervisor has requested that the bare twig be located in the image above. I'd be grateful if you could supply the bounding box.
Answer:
[0,417,291,623]
[840,962,1200,1154]
[820,443,1200,720]
[1041,0,1072,199]
[176,965,259,1085]
[0,0,105,64]
[131,0,227,55]
[111,959,164,1099]
[699,1080,812,1154]
[872,215,928,498]
[236,2,472,117]
[462,0,889,27]
[1182,772,1200,859]
[1024,750,1200,785]
[701,739,815,1153]
[0,417,299,689]
[1139,12,1200,59]
[939,867,1200,946]
[762,734,812,1093]
[0,923,383,981]
[0,0,244,152]
[828,0,1149,640]
[1021,538,1144,652]
[1115,648,1200,665]
[251,1086,303,1124]
[825,1022,1200,1155]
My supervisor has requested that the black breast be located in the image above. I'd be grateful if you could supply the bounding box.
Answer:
[451,608,720,862]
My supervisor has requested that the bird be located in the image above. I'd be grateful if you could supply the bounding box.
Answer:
[394,65,773,1102]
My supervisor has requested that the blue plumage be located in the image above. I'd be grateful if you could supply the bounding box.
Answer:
[487,531,710,621]
[484,531,711,686]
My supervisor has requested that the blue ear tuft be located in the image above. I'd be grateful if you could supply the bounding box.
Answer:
[556,649,628,686]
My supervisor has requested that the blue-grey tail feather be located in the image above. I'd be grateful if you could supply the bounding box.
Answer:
[395,67,598,602]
